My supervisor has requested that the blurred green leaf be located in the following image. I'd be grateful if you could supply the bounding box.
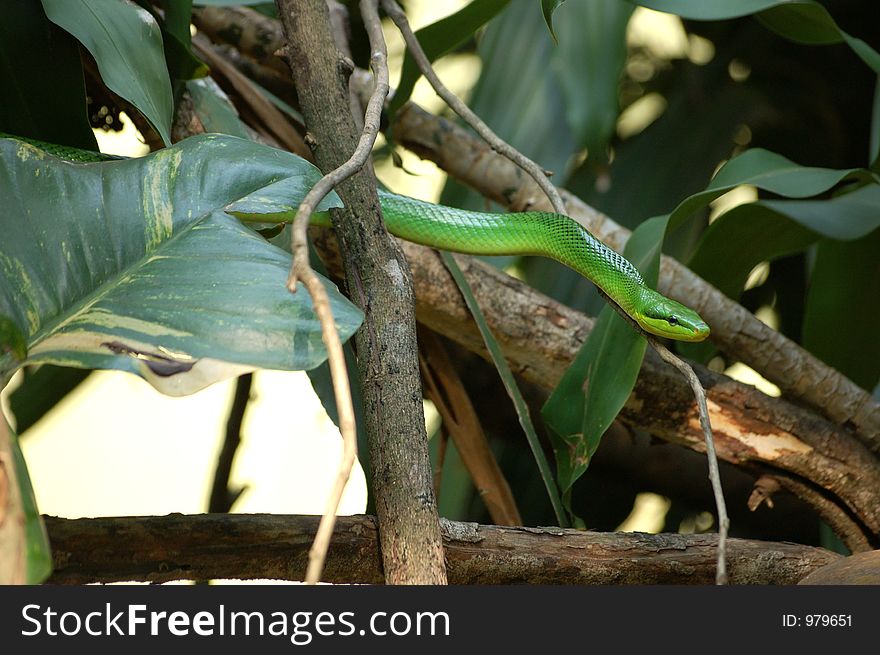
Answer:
[541,0,565,43]
[803,229,880,391]
[555,0,632,159]
[0,134,362,395]
[0,0,97,150]
[389,0,511,118]
[628,0,880,74]
[542,214,665,498]
[42,0,175,146]
[688,204,816,300]
[9,366,91,435]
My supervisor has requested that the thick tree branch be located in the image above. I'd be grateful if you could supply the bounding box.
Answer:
[275,0,446,584]
[43,513,841,585]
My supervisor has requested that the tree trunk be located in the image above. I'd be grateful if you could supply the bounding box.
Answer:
[275,0,446,584]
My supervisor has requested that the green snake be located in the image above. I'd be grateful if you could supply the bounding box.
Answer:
[1,132,709,342]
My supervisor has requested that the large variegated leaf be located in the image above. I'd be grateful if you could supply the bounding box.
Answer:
[0,134,362,396]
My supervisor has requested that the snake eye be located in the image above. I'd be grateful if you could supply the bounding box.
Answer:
[668,315,679,326]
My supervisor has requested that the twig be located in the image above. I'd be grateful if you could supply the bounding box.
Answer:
[279,0,389,585]
[599,291,729,584]
[380,0,566,216]
[208,373,252,513]
[651,338,729,584]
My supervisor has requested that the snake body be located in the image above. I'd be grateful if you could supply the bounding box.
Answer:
[1,133,709,342]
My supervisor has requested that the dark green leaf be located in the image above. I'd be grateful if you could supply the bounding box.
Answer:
[688,204,817,300]
[389,0,512,117]
[541,0,565,43]
[42,0,175,146]
[871,76,880,168]
[627,1,880,74]
[803,229,880,391]
[0,134,362,395]
[0,0,96,150]
[9,366,91,434]
[153,0,209,81]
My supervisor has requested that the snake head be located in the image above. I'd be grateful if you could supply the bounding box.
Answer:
[635,289,710,342]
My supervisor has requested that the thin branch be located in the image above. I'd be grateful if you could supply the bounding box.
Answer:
[208,373,252,513]
[272,0,389,586]
[380,0,566,216]
[651,339,729,583]
[597,290,728,583]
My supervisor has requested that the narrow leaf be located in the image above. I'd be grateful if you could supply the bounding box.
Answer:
[441,252,567,527]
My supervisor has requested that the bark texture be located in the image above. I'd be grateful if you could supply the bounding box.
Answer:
[275,0,445,584]
[44,514,841,585]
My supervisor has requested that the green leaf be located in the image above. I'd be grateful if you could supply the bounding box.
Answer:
[542,215,665,496]
[541,0,565,43]
[153,0,209,81]
[688,204,817,301]
[42,0,175,146]
[9,366,91,434]
[388,0,512,117]
[555,0,633,158]
[0,0,97,150]
[6,419,53,584]
[0,134,362,395]
[759,184,880,241]
[186,78,252,139]
[440,252,567,527]
[627,1,880,74]
[803,229,880,392]
[665,148,873,232]
[871,76,880,168]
